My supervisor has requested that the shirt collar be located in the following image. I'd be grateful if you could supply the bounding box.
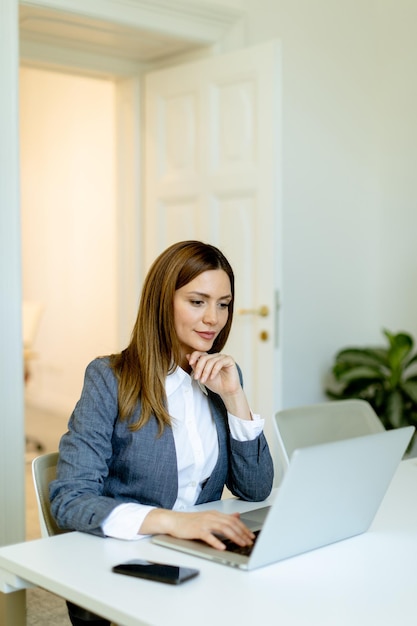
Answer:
[166,366,208,397]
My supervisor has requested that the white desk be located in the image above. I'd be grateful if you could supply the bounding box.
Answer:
[1,459,417,626]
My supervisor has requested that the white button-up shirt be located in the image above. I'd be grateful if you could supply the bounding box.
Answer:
[102,367,264,540]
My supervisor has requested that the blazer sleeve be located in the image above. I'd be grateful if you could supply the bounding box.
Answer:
[227,434,274,501]
[226,363,274,501]
[49,358,123,536]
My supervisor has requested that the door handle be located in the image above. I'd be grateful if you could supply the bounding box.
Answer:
[237,305,269,317]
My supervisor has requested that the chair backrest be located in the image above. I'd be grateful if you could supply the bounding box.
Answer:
[32,452,68,537]
[274,399,385,470]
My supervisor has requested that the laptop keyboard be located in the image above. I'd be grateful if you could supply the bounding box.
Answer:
[222,530,261,556]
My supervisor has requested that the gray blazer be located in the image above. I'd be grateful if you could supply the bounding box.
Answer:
[50,357,274,536]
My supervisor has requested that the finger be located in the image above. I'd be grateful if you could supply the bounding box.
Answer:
[187,351,205,367]
[200,531,228,551]
[187,351,210,375]
[199,523,252,551]
[211,515,255,547]
[225,522,255,546]
[197,357,224,382]
[197,355,233,383]
[176,511,255,550]
[190,354,217,380]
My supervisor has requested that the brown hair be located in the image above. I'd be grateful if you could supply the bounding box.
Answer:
[109,241,235,433]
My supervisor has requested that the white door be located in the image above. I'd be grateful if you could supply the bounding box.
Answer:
[144,41,283,479]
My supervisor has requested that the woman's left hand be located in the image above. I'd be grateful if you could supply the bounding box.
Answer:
[187,351,252,421]
[187,351,238,394]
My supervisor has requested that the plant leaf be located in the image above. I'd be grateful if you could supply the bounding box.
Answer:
[340,379,382,397]
[400,380,417,404]
[327,328,417,432]
[335,365,386,384]
[383,328,414,351]
[385,390,405,428]
[404,352,417,372]
[325,378,379,399]
[334,348,389,369]
[384,330,413,368]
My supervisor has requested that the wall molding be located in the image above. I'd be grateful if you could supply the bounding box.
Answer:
[20,0,243,44]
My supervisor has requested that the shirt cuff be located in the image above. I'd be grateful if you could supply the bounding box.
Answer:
[227,412,264,442]
[102,503,156,540]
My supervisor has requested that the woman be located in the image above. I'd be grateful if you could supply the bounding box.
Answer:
[50,240,274,625]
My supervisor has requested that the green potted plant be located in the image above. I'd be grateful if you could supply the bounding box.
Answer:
[325,329,417,434]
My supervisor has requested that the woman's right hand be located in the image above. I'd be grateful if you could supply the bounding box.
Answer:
[139,508,255,551]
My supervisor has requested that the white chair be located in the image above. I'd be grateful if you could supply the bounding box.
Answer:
[274,399,385,470]
[32,452,68,537]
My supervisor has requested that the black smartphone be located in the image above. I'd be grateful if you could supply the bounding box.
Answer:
[112,559,199,585]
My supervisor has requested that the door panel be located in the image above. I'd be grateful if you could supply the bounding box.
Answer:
[145,41,283,481]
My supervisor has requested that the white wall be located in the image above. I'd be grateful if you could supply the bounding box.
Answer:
[233,0,417,408]
[20,68,119,415]
[376,2,417,333]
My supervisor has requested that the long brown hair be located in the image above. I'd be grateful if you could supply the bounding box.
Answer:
[109,241,235,433]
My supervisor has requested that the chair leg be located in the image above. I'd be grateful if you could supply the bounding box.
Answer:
[0,590,26,626]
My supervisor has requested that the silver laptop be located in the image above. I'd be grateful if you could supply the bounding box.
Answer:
[152,426,414,570]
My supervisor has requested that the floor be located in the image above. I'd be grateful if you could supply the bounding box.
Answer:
[25,404,68,540]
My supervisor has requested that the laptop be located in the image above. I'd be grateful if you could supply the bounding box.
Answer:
[152,426,414,570]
